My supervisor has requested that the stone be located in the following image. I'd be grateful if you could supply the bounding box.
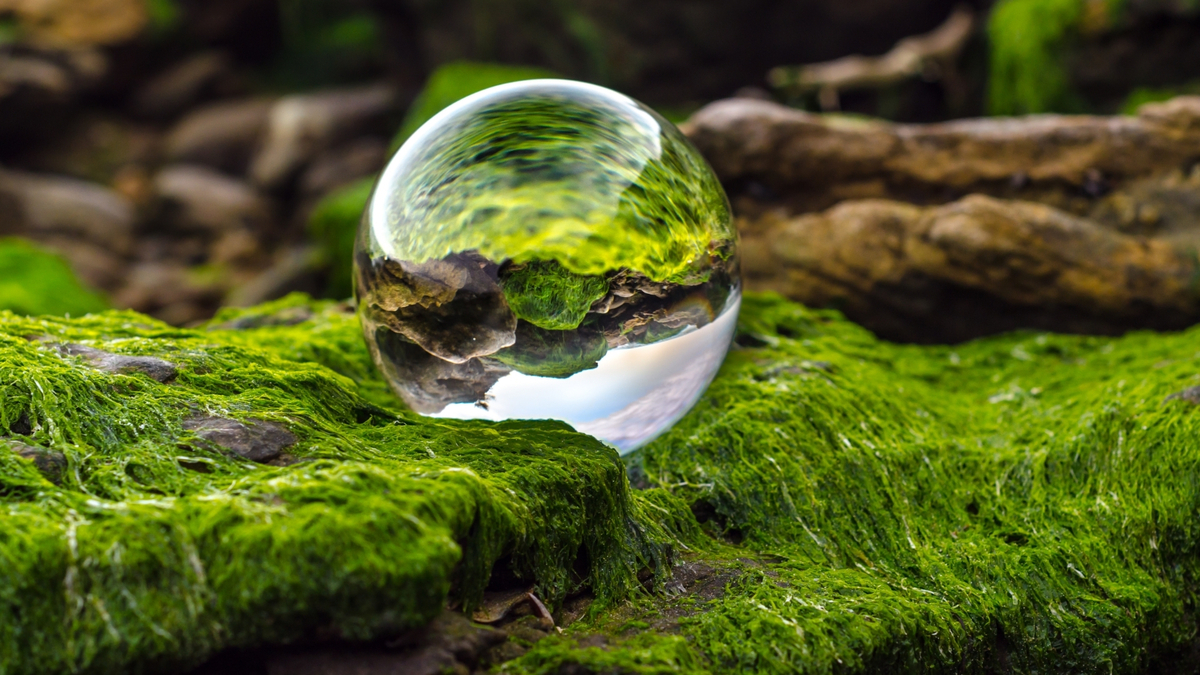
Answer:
[5,440,66,483]
[55,343,178,383]
[740,194,1200,342]
[131,51,234,119]
[2,0,147,46]
[0,168,135,253]
[182,416,296,463]
[164,98,273,174]
[250,84,398,189]
[152,164,273,233]
[684,96,1200,210]
[298,137,388,197]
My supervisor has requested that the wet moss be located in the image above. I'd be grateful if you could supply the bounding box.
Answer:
[508,293,1200,673]
[2,292,1198,673]
[0,296,671,674]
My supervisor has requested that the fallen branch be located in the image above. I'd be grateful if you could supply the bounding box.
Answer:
[768,5,974,110]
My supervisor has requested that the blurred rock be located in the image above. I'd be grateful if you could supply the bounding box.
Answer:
[153,164,273,233]
[225,246,324,308]
[299,138,387,197]
[164,98,273,174]
[15,114,159,185]
[685,96,1200,211]
[0,46,106,145]
[3,0,147,47]
[250,84,398,189]
[33,235,125,290]
[132,51,234,119]
[112,261,223,326]
[0,168,134,253]
[742,194,1200,342]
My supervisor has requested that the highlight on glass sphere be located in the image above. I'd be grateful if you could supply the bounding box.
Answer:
[354,79,740,453]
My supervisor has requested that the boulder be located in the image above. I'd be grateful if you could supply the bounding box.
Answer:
[0,168,135,253]
[249,84,398,189]
[164,98,273,174]
[152,164,273,233]
[131,51,235,119]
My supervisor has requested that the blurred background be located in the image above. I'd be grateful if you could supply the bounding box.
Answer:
[1,0,1199,326]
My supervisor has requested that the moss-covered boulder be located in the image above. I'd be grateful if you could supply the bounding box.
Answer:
[1,292,1198,673]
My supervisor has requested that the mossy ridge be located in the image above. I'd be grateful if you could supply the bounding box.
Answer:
[2,293,1199,673]
[507,293,1200,674]
[0,297,673,674]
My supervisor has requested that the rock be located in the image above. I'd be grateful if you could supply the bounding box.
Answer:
[368,327,512,414]
[182,416,296,463]
[5,440,66,484]
[131,51,234,119]
[250,84,398,189]
[298,137,387,197]
[684,96,1200,210]
[1165,385,1200,405]
[164,98,273,174]
[3,0,147,46]
[224,246,324,308]
[153,165,273,233]
[358,253,517,364]
[0,168,135,253]
[741,194,1200,342]
[112,261,223,325]
[55,343,178,383]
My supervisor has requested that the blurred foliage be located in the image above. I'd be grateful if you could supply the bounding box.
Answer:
[987,0,1093,114]
[392,60,558,150]
[0,17,20,45]
[0,238,108,317]
[1121,82,1200,114]
[308,177,374,299]
[144,0,180,34]
[266,0,384,90]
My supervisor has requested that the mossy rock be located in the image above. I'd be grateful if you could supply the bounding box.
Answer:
[0,237,108,317]
[1,292,1198,673]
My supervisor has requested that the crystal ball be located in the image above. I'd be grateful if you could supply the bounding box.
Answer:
[354,79,740,453]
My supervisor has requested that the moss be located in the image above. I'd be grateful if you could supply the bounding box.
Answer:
[499,260,609,331]
[510,293,1200,673]
[0,297,670,674]
[492,320,609,379]
[0,237,108,317]
[3,292,1199,673]
[1121,83,1200,115]
[308,177,374,299]
[987,0,1087,115]
[392,61,559,151]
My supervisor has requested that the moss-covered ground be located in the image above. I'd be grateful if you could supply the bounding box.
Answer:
[2,292,1198,673]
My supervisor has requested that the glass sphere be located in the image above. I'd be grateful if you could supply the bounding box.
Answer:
[354,79,740,453]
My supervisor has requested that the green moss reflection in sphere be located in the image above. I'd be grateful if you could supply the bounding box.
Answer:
[355,79,740,453]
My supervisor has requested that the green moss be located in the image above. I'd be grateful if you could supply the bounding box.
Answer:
[392,61,558,151]
[1121,83,1200,114]
[492,321,609,379]
[0,298,670,674]
[308,178,374,299]
[0,237,108,317]
[499,260,609,331]
[987,0,1088,114]
[3,292,1199,673]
